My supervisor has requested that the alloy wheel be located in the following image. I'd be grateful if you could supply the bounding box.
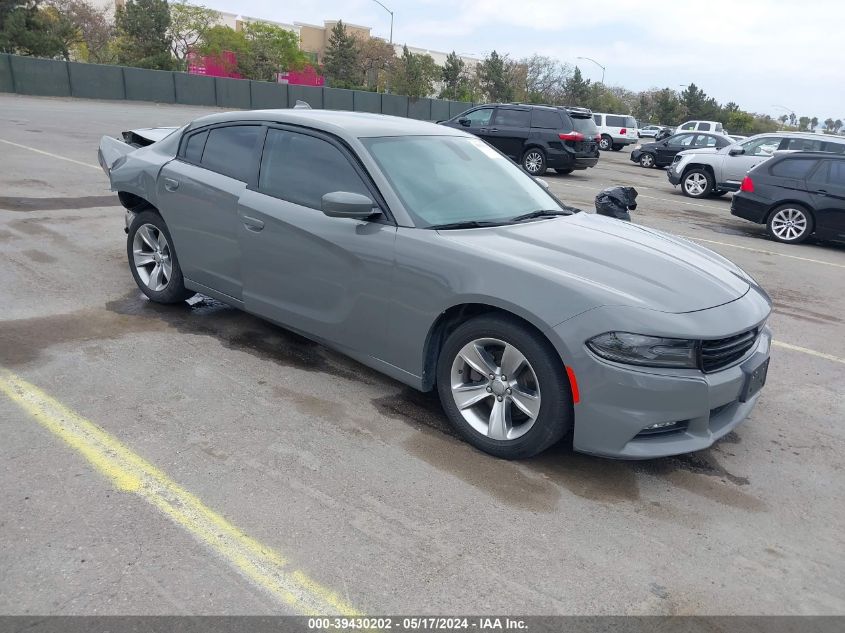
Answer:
[449,337,541,441]
[132,223,172,292]
[684,172,708,196]
[770,207,808,241]
[640,153,654,168]
[523,151,543,174]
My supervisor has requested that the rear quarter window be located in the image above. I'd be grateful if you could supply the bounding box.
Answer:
[531,109,565,129]
[606,115,627,127]
[770,158,818,179]
[183,130,208,163]
[822,141,845,154]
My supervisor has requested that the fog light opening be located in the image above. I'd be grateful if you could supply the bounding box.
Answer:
[635,420,688,437]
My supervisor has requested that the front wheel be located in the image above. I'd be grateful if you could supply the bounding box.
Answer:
[681,168,714,198]
[127,209,193,304]
[436,315,572,459]
[767,204,813,244]
[521,148,546,175]
[639,153,655,168]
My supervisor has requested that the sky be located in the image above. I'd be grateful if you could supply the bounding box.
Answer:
[202,0,843,121]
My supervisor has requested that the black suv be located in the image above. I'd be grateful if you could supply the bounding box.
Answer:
[440,104,600,175]
[731,152,845,244]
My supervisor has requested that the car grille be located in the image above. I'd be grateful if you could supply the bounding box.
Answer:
[700,328,759,372]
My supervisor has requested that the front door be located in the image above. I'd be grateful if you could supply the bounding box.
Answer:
[658,133,694,164]
[809,159,845,239]
[485,107,532,159]
[723,136,784,183]
[156,124,262,300]
[454,107,495,145]
[237,127,396,358]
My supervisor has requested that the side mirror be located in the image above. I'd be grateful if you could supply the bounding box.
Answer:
[321,191,379,220]
[458,118,471,127]
[534,177,549,189]
[729,147,745,156]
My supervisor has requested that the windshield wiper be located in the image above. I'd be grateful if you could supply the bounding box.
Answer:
[509,209,572,223]
[427,220,508,230]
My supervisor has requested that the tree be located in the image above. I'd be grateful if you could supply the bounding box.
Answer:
[778,114,789,127]
[391,44,438,98]
[440,50,470,100]
[726,110,755,135]
[115,0,172,69]
[789,112,797,127]
[810,116,819,130]
[514,54,570,104]
[476,50,513,102]
[680,82,720,120]
[239,21,306,82]
[356,35,394,91]
[798,116,810,131]
[52,0,116,63]
[835,119,843,134]
[323,20,360,89]
[1,0,77,59]
[167,0,218,69]
[563,66,590,105]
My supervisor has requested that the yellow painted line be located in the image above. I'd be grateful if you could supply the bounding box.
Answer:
[0,370,362,616]
[686,237,845,269]
[0,138,101,171]
[772,341,845,365]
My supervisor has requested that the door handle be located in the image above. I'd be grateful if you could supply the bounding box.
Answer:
[488,128,499,132]
[163,177,180,192]
[815,189,829,196]
[241,215,265,232]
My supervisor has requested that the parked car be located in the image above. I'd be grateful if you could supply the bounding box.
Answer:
[731,152,845,244]
[593,112,639,151]
[728,135,748,143]
[667,132,845,198]
[638,125,664,138]
[676,120,726,134]
[631,132,732,168]
[440,104,599,175]
[98,109,772,460]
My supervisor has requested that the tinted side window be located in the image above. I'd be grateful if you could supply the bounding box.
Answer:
[811,160,845,184]
[692,134,717,148]
[493,108,531,127]
[259,129,369,210]
[202,125,260,181]
[741,136,781,157]
[606,115,627,127]
[670,134,695,147]
[770,158,818,179]
[783,138,823,151]
[184,130,208,163]
[699,122,711,131]
[823,141,845,154]
[531,109,564,129]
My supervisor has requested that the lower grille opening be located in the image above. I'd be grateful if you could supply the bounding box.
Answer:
[635,420,689,438]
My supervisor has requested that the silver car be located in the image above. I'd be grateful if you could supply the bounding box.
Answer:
[99,110,772,460]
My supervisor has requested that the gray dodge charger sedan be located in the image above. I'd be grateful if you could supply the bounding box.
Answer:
[98,110,772,460]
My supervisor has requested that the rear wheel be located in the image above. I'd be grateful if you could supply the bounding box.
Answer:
[639,153,655,168]
[766,204,813,244]
[436,315,572,459]
[127,210,193,304]
[521,148,546,175]
[681,168,714,198]
[599,135,612,151]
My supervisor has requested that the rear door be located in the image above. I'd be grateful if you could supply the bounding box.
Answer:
[487,107,532,159]
[156,124,262,301]
[236,126,396,357]
[808,159,845,239]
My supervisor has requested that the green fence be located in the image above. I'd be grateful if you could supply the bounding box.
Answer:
[0,53,476,120]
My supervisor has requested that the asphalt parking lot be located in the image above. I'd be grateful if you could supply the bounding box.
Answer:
[1,94,844,616]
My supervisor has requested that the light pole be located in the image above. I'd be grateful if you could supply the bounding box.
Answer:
[772,104,795,128]
[576,56,605,84]
[371,0,394,93]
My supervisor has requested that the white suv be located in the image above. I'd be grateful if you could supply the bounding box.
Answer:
[593,113,638,151]
[676,120,725,134]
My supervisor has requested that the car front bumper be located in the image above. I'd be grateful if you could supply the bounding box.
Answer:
[666,167,682,186]
[552,290,772,459]
[630,148,642,163]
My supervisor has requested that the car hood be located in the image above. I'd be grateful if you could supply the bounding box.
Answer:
[438,212,751,314]
[677,147,722,157]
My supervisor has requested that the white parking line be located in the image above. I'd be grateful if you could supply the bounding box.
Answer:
[686,237,845,269]
[0,138,101,171]
[563,181,720,210]
[773,341,845,365]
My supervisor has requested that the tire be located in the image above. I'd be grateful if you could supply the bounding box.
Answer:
[554,167,574,175]
[611,144,623,151]
[127,209,193,304]
[711,190,728,197]
[521,148,546,175]
[639,153,656,168]
[681,168,714,198]
[598,135,612,151]
[766,204,814,244]
[435,314,572,459]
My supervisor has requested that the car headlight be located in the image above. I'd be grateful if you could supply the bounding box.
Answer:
[587,332,698,368]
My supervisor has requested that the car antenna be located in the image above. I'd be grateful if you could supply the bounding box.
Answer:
[293,100,312,109]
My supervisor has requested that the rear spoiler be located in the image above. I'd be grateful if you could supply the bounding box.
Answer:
[97,127,179,176]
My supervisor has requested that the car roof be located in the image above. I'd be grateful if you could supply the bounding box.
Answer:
[185,109,471,139]
[772,151,845,159]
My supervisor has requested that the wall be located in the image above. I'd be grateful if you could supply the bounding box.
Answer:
[0,53,475,121]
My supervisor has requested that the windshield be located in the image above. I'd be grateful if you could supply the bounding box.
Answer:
[362,136,566,227]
